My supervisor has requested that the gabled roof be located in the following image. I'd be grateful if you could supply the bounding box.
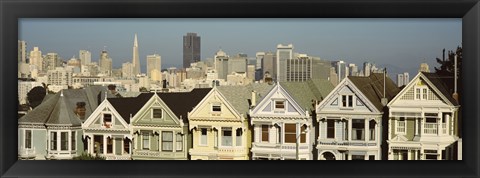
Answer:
[348,73,400,111]
[158,88,212,123]
[107,93,154,124]
[217,83,274,115]
[421,72,458,106]
[19,86,118,126]
[280,79,334,111]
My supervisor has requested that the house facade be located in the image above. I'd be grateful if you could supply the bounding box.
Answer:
[188,84,272,160]
[82,93,150,160]
[387,72,460,160]
[316,74,399,160]
[249,80,332,160]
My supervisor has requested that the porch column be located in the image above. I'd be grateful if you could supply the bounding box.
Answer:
[445,114,450,135]
[103,136,107,155]
[68,132,72,152]
[407,150,411,160]
[232,127,237,147]
[415,118,419,136]
[348,118,352,141]
[365,119,369,142]
[437,117,441,136]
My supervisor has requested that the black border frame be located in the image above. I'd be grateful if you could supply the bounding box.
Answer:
[1,0,479,177]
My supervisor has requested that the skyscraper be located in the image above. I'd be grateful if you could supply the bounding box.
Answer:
[79,50,91,65]
[214,49,229,80]
[99,50,112,76]
[334,60,347,82]
[44,53,60,71]
[262,52,276,80]
[29,47,43,72]
[286,53,312,82]
[18,40,27,63]
[132,33,141,76]
[147,54,162,81]
[122,62,134,79]
[183,33,201,69]
[276,44,293,82]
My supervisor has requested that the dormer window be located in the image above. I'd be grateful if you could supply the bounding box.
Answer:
[274,100,285,110]
[152,108,162,119]
[103,114,112,128]
[341,95,353,108]
[212,104,221,112]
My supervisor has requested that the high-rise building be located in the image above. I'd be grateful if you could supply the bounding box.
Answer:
[29,47,43,72]
[349,63,359,76]
[311,57,331,80]
[18,40,27,63]
[286,53,312,82]
[262,52,276,80]
[99,50,112,76]
[403,72,410,85]
[147,54,162,81]
[397,72,410,87]
[229,53,247,74]
[44,53,60,71]
[276,44,293,82]
[183,33,201,69]
[334,60,347,82]
[132,33,141,75]
[214,49,229,80]
[79,50,91,65]
[255,52,265,70]
[47,67,73,86]
[122,62,134,79]
[363,62,372,77]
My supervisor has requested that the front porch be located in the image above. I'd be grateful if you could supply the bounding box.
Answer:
[251,142,311,160]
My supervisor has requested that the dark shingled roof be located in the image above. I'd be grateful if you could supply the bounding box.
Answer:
[107,93,154,124]
[280,79,334,111]
[158,88,212,123]
[348,73,401,111]
[421,72,458,106]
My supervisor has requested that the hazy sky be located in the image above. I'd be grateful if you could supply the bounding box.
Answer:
[19,18,461,77]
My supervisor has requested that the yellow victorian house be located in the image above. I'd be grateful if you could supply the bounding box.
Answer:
[188,83,273,160]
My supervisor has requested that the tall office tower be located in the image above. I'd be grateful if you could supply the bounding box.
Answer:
[276,44,293,82]
[132,33,141,75]
[311,57,331,80]
[183,32,201,69]
[99,50,112,76]
[334,60,347,82]
[79,50,91,65]
[147,54,162,81]
[397,74,405,87]
[29,47,43,72]
[44,53,60,71]
[286,54,312,82]
[349,63,359,76]
[363,62,372,77]
[403,72,410,85]
[229,53,248,74]
[122,62,134,79]
[419,62,430,72]
[214,49,229,80]
[18,40,27,63]
[255,52,265,70]
[262,52,276,80]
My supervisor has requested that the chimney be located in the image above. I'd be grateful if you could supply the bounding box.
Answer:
[75,102,86,118]
[251,90,257,108]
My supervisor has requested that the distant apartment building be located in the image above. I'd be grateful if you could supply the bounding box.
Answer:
[363,62,372,77]
[262,52,276,81]
[214,49,229,80]
[79,50,91,65]
[18,40,27,63]
[276,44,294,82]
[286,53,312,82]
[99,50,112,76]
[229,53,248,74]
[397,72,410,87]
[47,67,73,86]
[147,54,162,81]
[311,57,331,80]
[44,53,60,71]
[29,47,43,72]
[122,62,134,79]
[18,80,42,105]
[183,33,201,69]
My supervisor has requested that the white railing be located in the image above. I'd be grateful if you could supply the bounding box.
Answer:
[217,147,246,153]
[105,155,131,160]
[133,150,161,157]
[423,123,438,135]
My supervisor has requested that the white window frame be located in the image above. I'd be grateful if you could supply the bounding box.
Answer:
[161,131,173,152]
[211,103,222,112]
[102,112,113,127]
[396,117,406,135]
[414,86,428,100]
[341,94,354,108]
[273,100,286,111]
[142,131,150,150]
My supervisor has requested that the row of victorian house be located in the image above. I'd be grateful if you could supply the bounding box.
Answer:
[18,71,461,160]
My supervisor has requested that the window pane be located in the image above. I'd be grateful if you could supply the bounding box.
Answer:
[327,120,335,138]
[71,131,76,151]
[143,132,150,150]
[236,129,242,146]
[348,95,353,107]
[200,128,207,145]
[107,137,113,153]
[284,124,296,143]
[124,138,130,154]
[25,130,32,149]
[93,135,103,154]
[176,133,183,151]
[60,132,68,151]
[153,109,162,118]
[275,101,285,109]
[342,96,347,107]
[261,125,269,142]
[51,132,57,150]
[222,127,232,146]
[352,119,365,140]
[212,105,221,112]
[162,131,173,151]
[300,125,306,143]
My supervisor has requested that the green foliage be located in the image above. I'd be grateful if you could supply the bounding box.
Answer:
[26,86,46,109]
[72,153,106,160]
[139,87,148,92]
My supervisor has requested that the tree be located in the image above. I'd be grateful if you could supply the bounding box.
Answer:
[26,86,46,109]
[434,46,462,96]
[72,153,106,160]
[139,87,148,92]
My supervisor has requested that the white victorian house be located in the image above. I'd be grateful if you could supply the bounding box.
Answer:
[387,72,460,160]
[250,80,332,160]
[316,73,400,160]
[82,93,151,160]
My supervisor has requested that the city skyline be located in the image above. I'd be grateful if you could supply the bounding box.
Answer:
[19,18,461,76]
